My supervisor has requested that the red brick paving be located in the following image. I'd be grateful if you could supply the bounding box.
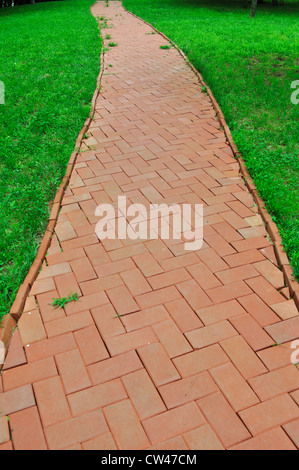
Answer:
[1,1,298,451]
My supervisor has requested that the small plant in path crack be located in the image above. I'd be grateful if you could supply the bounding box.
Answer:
[108,42,118,48]
[160,44,171,50]
[51,292,79,309]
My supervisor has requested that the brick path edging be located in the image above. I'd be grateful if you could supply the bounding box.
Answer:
[1,0,298,352]
[124,6,299,311]
[0,3,105,350]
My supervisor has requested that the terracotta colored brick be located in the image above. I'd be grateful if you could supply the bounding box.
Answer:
[271,300,299,320]
[265,317,299,343]
[120,268,152,296]
[197,300,246,325]
[215,265,259,286]
[257,342,295,371]
[148,268,191,291]
[82,432,117,450]
[220,335,267,380]
[253,260,284,289]
[153,319,192,358]
[47,247,85,266]
[138,343,180,386]
[84,243,110,267]
[54,272,81,299]
[64,291,109,315]
[146,239,173,261]
[122,369,166,419]
[30,277,56,296]
[74,326,109,365]
[239,394,299,435]
[104,399,150,450]
[0,441,13,450]
[187,263,222,290]
[224,249,265,268]
[107,285,139,316]
[87,350,143,385]
[36,290,64,323]
[80,273,123,296]
[230,314,274,351]
[56,349,91,394]
[68,379,127,416]
[183,425,224,450]
[55,221,77,242]
[248,365,299,401]
[18,309,47,346]
[95,258,135,277]
[186,321,237,349]
[136,286,181,309]
[3,331,27,370]
[159,372,217,409]
[33,376,71,427]
[197,392,251,448]
[231,237,270,253]
[230,427,296,451]
[177,280,212,310]
[206,281,251,305]
[238,293,280,327]
[165,298,203,333]
[227,200,253,218]
[143,402,205,445]
[205,234,236,257]
[149,436,188,451]
[0,416,10,445]
[0,385,35,417]
[121,305,170,332]
[3,357,57,392]
[38,262,71,280]
[210,363,259,412]
[70,257,97,283]
[213,221,243,243]
[45,311,94,338]
[133,252,163,277]
[91,304,126,338]
[25,333,76,363]
[105,327,157,356]
[173,344,229,378]
[10,407,47,450]
[245,276,285,306]
[160,252,198,271]
[291,390,299,405]
[198,248,229,273]
[284,419,299,448]
[45,410,109,450]
[109,244,147,262]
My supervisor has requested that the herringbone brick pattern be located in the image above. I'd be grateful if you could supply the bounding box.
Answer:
[0,1,298,451]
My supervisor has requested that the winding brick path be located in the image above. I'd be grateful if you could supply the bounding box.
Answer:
[1,1,299,451]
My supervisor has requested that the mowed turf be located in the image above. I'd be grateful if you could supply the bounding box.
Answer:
[123,0,299,280]
[0,0,101,319]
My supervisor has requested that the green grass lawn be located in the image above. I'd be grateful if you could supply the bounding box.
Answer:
[123,0,299,280]
[0,0,101,319]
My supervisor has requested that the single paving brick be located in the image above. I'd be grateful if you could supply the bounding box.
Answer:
[104,399,150,450]
[10,407,47,450]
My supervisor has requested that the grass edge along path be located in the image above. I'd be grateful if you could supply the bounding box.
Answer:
[0,0,102,319]
[122,0,299,282]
